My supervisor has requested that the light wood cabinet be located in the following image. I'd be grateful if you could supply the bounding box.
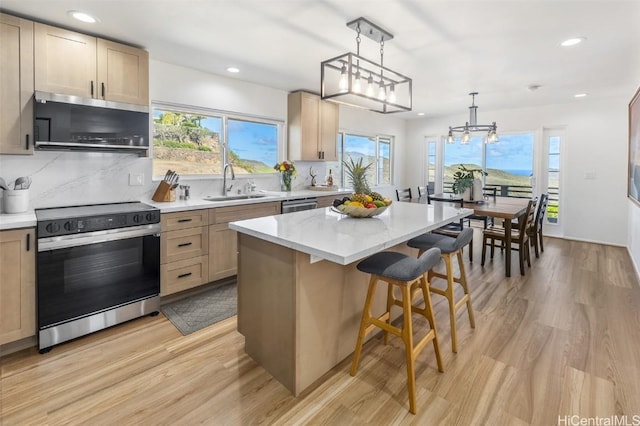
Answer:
[208,202,281,282]
[0,13,34,155]
[160,210,209,296]
[288,91,339,161]
[0,228,36,345]
[34,23,149,106]
[316,195,338,208]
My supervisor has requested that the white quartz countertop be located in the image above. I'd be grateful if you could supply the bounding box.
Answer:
[229,202,473,265]
[0,211,37,230]
[145,189,351,213]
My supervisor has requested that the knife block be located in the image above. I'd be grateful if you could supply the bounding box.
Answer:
[152,181,175,202]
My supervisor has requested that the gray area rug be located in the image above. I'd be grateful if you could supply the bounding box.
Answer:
[161,281,237,335]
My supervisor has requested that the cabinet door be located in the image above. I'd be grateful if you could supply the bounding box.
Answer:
[97,39,149,105]
[209,224,237,282]
[0,14,34,155]
[0,229,36,345]
[300,92,321,160]
[34,23,96,98]
[319,100,338,161]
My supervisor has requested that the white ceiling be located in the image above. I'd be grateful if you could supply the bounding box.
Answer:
[3,0,640,119]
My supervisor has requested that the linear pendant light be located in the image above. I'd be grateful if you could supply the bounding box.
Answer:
[320,17,412,114]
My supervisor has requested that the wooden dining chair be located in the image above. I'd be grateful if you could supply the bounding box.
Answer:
[396,188,413,202]
[481,198,537,275]
[529,193,549,258]
[417,186,426,198]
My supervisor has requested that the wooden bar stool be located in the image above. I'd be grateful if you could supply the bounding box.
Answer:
[407,227,475,353]
[351,248,444,414]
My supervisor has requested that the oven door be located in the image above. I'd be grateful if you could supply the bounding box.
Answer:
[37,225,160,329]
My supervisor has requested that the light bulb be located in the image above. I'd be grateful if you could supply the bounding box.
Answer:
[388,84,396,103]
[488,129,499,143]
[447,131,454,144]
[353,71,362,93]
[461,129,471,144]
[377,80,386,100]
[339,64,348,92]
[366,74,374,96]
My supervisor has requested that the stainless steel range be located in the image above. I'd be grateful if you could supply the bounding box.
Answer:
[35,202,161,353]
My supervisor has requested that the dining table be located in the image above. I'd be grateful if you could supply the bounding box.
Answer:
[416,193,531,277]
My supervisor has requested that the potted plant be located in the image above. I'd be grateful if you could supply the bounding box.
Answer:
[452,164,487,201]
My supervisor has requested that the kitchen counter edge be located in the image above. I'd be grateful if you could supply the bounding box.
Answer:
[0,211,37,230]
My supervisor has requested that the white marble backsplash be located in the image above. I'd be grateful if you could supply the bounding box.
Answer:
[0,151,330,210]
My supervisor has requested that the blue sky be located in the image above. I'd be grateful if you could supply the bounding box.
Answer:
[446,133,535,173]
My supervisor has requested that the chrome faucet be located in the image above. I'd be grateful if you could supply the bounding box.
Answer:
[223,163,235,195]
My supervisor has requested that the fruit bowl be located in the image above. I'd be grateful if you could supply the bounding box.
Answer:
[335,204,389,218]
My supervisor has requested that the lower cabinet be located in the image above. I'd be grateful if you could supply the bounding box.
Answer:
[0,228,36,345]
[160,210,209,296]
[160,201,281,296]
[316,195,338,208]
[209,201,281,282]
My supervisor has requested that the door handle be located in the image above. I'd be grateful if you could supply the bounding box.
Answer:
[25,134,29,150]
[177,272,192,279]
[91,80,94,97]
[101,82,105,98]
[26,233,31,251]
[178,242,193,247]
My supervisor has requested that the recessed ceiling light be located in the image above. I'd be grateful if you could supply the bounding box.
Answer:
[417,112,425,116]
[226,67,240,73]
[561,37,585,47]
[67,10,98,23]
[574,93,588,98]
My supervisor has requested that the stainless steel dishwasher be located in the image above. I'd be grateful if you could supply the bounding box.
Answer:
[281,198,318,213]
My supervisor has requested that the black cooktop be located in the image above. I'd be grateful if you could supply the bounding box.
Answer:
[36,202,160,238]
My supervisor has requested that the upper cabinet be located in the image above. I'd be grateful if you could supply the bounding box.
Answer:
[34,23,149,106]
[0,13,34,155]
[288,91,339,161]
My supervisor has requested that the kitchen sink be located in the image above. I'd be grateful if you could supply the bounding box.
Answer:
[202,194,268,202]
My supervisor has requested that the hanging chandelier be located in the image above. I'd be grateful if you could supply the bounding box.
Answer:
[320,17,412,114]
[447,92,499,144]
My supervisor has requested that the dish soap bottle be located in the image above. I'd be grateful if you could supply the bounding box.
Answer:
[326,169,333,187]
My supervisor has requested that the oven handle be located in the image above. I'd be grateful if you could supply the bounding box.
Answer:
[38,223,161,252]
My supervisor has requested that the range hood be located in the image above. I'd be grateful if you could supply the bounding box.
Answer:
[34,91,150,156]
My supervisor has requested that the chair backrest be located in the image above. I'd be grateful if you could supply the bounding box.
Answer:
[535,193,549,231]
[518,198,537,240]
[483,187,497,198]
[396,188,412,201]
[417,186,426,198]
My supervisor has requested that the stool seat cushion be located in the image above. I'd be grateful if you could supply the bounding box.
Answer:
[407,227,473,254]
[357,248,441,281]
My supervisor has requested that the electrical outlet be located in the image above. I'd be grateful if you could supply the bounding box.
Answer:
[129,172,144,186]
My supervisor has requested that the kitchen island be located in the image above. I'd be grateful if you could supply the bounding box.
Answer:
[229,202,472,395]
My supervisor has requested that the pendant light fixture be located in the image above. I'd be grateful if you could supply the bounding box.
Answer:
[447,92,499,144]
[321,17,412,114]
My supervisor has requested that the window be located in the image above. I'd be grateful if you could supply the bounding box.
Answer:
[443,132,534,197]
[426,140,436,188]
[547,135,561,224]
[152,104,281,177]
[335,132,393,189]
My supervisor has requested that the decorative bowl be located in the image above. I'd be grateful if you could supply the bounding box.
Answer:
[335,204,389,218]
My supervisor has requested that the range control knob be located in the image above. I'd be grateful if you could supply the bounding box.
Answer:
[146,212,157,222]
[63,220,77,232]
[132,214,143,223]
[45,222,61,234]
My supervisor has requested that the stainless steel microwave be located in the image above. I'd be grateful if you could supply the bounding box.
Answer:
[34,91,150,155]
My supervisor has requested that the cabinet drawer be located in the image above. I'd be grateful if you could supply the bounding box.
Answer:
[161,226,208,264]
[209,201,280,224]
[161,255,209,296]
[161,209,208,231]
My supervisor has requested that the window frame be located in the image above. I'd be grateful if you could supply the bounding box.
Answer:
[151,101,285,179]
[337,131,395,188]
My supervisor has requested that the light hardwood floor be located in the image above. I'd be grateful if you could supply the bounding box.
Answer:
[1,233,639,425]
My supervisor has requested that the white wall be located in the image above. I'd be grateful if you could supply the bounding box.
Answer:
[406,97,630,246]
